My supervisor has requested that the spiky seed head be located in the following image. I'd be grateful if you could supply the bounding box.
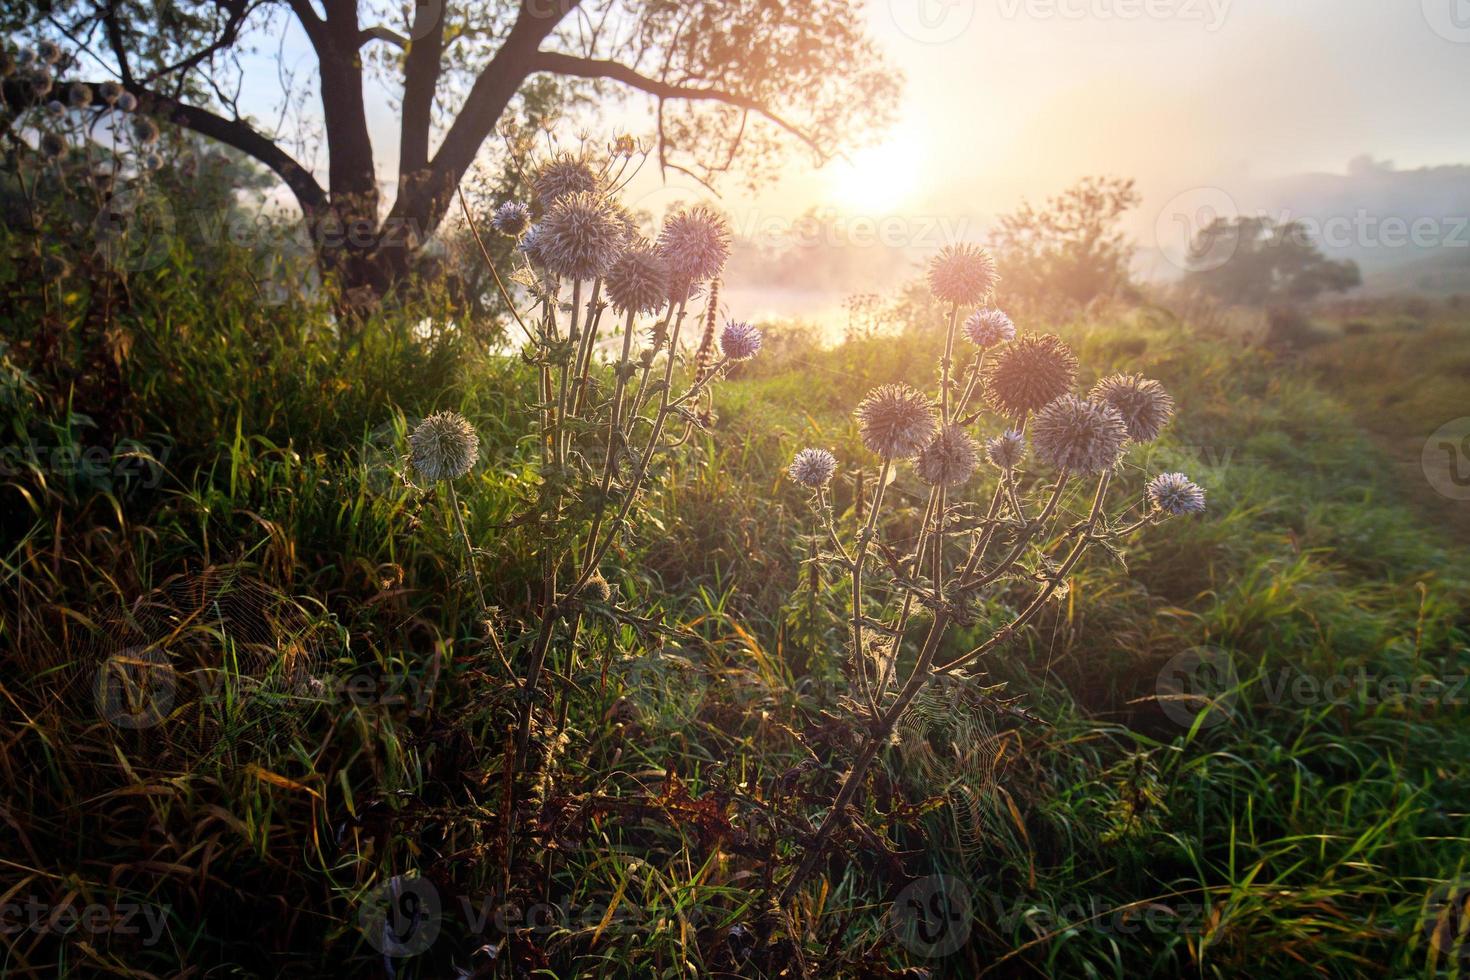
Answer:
[584,572,612,604]
[916,424,980,487]
[17,47,37,69]
[491,200,531,237]
[928,243,999,306]
[67,82,92,108]
[855,384,938,460]
[537,191,627,280]
[605,243,670,315]
[45,99,64,117]
[720,321,762,361]
[143,152,164,172]
[986,429,1027,470]
[519,224,545,265]
[409,411,479,483]
[1031,394,1129,475]
[1089,373,1175,443]
[1147,472,1206,515]
[983,333,1080,419]
[39,132,66,158]
[656,205,731,287]
[27,68,53,98]
[964,308,1016,347]
[131,116,159,144]
[97,81,122,105]
[531,153,600,204]
[116,91,137,112]
[36,40,62,65]
[788,448,838,488]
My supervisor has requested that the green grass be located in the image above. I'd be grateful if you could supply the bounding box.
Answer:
[2,241,1469,977]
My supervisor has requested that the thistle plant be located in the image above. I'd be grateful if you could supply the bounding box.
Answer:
[458,146,755,879]
[779,246,1207,903]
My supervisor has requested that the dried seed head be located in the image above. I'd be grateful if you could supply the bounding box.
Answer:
[584,572,612,604]
[916,424,980,487]
[97,81,122,105]
[605,244,670,315]
[986,429,1027,470]
[983,333,1079,419]
[964,308,1016,348]
[537,191,627,281]
[531,153,600,205]
[131,116,159,144]
[116,91,138,112]
[656,205,731,287]
[788,448,838,488]
[409,411,479,483]
[491,200,531,237]
[36,40,62,65]
[1031,394,1129,475]
[1147,472,1206,515]
[39,132,66,158]
[719,321,762,361]
[928,243,999,306]
[67,82,92,108]
[855,384,938,460]
[1089,373,1175,443]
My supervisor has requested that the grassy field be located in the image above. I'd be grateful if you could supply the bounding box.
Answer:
[3,246,1469,977]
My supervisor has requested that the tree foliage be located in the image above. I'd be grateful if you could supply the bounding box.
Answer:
[5,0,898,295]
[1184,216,1362,305]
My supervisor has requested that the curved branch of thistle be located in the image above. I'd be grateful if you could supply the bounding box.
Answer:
[936,471,1112,674]
[874,485,941,700]
[959,474,1070,592]
[940,303,960,421]
[571,278,606,417]
[955,351,987,419]
[816,488,853,566]
[850,458,893,718]
[579,308,639,578]
[456,185,536,346]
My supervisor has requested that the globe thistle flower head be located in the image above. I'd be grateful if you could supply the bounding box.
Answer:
[719,321,762,361]
[36,40,62,65]
[45,99,64,117]
[67,82,92,108]
[928,243,999,306]
[855,384,938,460]
[788,448,838,488]
[97,81,122,105]
[409,411,479,483]
[143,152,164,172]
[39,132,66,159]
[537,190,627,280]
[605,244,670,315]
[519,223,545,264]
[983,333,1080,419]
[491,200,531,237]
[17,47,37,69]
[131,116,159,144]
[986,429,1027,470]
[1147,472,1206,515]
[656,205,731,287]
[116,91,138,112]
[964,308,1015,348]
[1031,394,1129,475]
[28,68,53,97]
[1089,373,1174,443]
[916,424,980,488]
[531,153,600,205]
[584,572,612,604]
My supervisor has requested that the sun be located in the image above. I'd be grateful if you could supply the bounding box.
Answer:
[825,136,924,213]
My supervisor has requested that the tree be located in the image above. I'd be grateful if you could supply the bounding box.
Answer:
[1184,216,1361,305]
[989,175,1140,311]
[3,1,896,298]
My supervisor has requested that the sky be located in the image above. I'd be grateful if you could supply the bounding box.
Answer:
[241,0,1470,323]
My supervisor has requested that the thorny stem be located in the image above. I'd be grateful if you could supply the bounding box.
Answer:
[850,458,892,718]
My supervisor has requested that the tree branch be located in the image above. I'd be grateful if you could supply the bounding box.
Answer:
[529,50,827,161]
